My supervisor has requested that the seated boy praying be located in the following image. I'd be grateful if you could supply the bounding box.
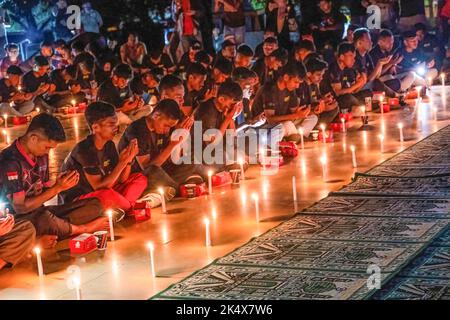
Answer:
[59,101,148,214]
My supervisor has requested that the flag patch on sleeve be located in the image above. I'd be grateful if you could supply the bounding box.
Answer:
[7,172,18,180]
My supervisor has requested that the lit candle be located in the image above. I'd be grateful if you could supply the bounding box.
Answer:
[158,187,166,214]
[259,148,266,170]
[34,247,44,278]
[320,155,327,181]
[441,73,445,86]
[204,218,211,246]
[350,145,357,168]
[361,106,366,116]
[320,124,326,143]
[74,276,82,300]
[2,129,7,144]
[432,107,438,121]
[238,157,245,180]
[292,176,298,212]
[147,242,156,277]
[378,134,384,153]
[107,209,115,241]
[251,193,260,223]
[3,113,7,128]
[71,99,76,107]
[36,107,40,113]
[341,118,346,133]
[398,123,404,143]
[18,85,22,91]
[298,127,304,149]
[207,170,213,195]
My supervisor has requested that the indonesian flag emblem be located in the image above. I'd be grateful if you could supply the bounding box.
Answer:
[7,172,18,181]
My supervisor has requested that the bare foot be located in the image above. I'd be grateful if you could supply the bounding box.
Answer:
[37,235,58,249]
[83,217,110,234]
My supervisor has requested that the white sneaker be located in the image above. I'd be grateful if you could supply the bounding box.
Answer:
[137,192,162,209]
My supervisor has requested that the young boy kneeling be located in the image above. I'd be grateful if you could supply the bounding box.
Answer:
[59,102,148,214]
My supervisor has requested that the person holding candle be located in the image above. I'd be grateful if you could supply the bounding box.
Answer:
[397,30,438,89]
[119,99,203,207]
[60,102,148,214]
[0,66,36,118]
[0,113,109,244]
[47,65,86,110]
[0,215,36,270]
[129,70,161,106]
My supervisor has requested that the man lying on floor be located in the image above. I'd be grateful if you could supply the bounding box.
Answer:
[0,113,109,249]
[59,102,148,214]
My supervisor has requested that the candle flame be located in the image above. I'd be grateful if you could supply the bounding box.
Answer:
[158,187,164,195]
[203,217,210,225]
[34,247,41,255]
[251,193,259,201]
[350,145,355,152]
[397,123,403,129]
[147,242,154,251]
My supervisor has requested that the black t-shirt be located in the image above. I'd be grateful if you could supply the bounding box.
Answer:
[318,9,346,35]
[142,53,175,73]
[355,51,374,75]
[118,117,169,172]
[251,58,276,85]
[129,75,159,98]
[296,82,311,107]
[59,135,119,203]
[327,61,357,91]
[195,99,224,132]
[0,79,17,103]
[398,47,427,73]
[178,52,193,74]
[22,71,51,93]
[420,34,438,56]
[50,69,70,92]
[183,84,202,109]
[253,81,299,117]
[0,140,50,214]
[97,78,131,109]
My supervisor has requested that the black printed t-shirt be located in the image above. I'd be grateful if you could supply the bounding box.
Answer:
[59,135,119,203]
[256,81,299,116]
[129,75,159,98]
[355,51,374,75]
[22,71,51,93]
[327,61,357,91]
[0,79,17,103]
[97,78,131,109]
[118,117,169,172]
[0,140,50,214]
[142,53,175,73]
[398,47,427,73]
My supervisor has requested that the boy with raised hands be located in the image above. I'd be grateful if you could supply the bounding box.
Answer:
[60,102,148,214]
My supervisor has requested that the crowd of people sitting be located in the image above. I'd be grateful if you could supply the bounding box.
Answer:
[0,0,448,272]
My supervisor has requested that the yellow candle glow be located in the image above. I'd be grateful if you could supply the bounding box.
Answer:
[158,187,167,213]
[147,242,156,277]
[107,209,114,241]
[33,247,44,277]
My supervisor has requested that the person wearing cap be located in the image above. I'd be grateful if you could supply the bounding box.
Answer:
[0,43,22,79]
[21,56,56,113]
[252,48,288,85]
[234,45,254,69]
[397,30,438,88]
[177,40,202,77]
[0,66,35,118]
[254,36,278,59]
[215,39,237,65]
